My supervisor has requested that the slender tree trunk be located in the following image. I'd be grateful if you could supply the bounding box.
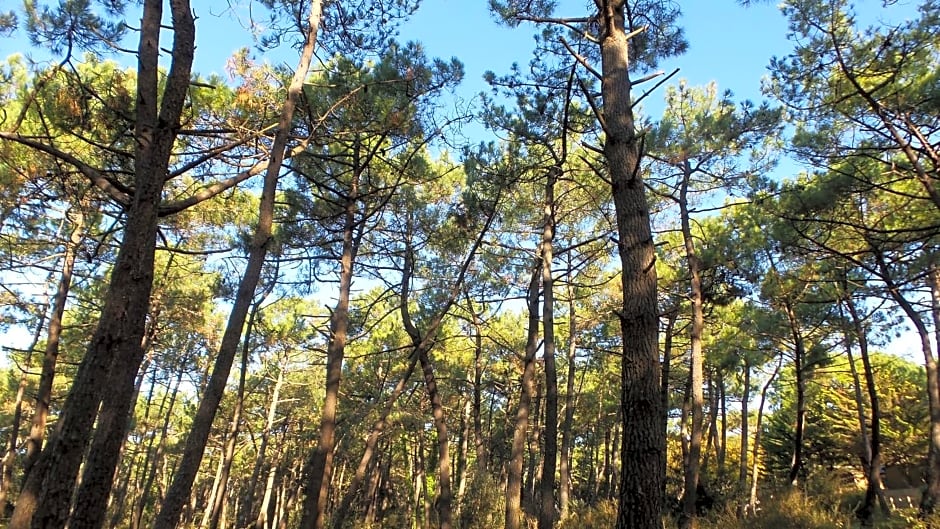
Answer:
[749,359,781,515]
[661,309,678,429]
[301,138,362,529]
[22,205,85,483]
[914,258,940,515]
[738,359,750,505]
[470,298,488,473]
[719,372,727,474]
[526,378,543,505]
[559,291,579,519]
[242,364,284,528]
[1,274,52,508]
[412,344,454,529]
[455,398,472,517]
[131,371,183,529]
[331,354,419,529]
[207,307,257,529]
[783,300,807,487]
[255,456,280,529]
[539,166,558,529]
[506,262,541,529]
[599,4,664,527]
[679,161,705,529]
[156,5,320,527]
[11,4,196,528]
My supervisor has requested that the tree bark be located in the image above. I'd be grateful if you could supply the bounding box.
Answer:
[11,3,196,528]
[538,166,559,529]
[749,359,781,515]
[738,359,750,502]
[559,290,579,519]
[783,300,807,487]
[300,138,363,529]
[598,3,665,527]
[506,261,541,529]
[679,159,705,529]
[207,306,257,529]
[22,205,85,482]
[330,353,419,529]
[240,363,284,528]
[155,5,320,527]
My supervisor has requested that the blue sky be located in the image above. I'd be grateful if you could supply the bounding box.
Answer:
[0,0,927,358]
[1,1,791,120]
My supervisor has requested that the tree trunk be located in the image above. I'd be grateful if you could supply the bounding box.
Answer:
[207,307,257,529]
[1,269,53,510]
[330,353,419,529]
[749,359,781,515]
[10,4,196,528]
[241,364,285,528]
[539,166,558,529]
[559,291,579,519]
[22,205,85,483]
[470,298,488,472]
[506,262,541,529]
[300,136,362,529]
[679,160,705,529]
[155,5,320,527]
[783,300,807,487]
[131,371,183,529]
[599,3,665,527]
[738,359,750,503]
[455,398,472,517]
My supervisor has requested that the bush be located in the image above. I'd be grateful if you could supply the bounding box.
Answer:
[558,500,617,529]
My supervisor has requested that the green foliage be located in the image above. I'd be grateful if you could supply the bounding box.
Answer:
[707,489,846,529]
[558,500,618,529]
[457,472,504,529]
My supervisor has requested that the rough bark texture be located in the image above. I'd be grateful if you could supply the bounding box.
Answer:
[506,262,542,529]
[599,2,665,527]
[10,3,195,528]
[784,300,807,487]
[538,167,558,529]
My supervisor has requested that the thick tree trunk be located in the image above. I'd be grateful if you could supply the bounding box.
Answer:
[506,262,541,529]
[598,3,664,527]
[10,4,196,528]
